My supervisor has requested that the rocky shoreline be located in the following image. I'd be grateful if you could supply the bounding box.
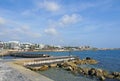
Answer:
[26,57,120,81]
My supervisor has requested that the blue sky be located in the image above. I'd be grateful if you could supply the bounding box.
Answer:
[0,0,120,48]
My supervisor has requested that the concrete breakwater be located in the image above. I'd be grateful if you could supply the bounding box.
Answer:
[10,53,50,58]
[23,56,76,66]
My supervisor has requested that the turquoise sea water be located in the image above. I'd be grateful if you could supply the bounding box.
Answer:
[2,50,120,81]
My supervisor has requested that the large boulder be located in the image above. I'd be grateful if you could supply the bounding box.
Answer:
[95,69,108,77]
[39,65,48,71]
[112,72,120,77]
[49,63,57,68]
[111,72,120,80]
[106,74,114,79]
[64,66,73,71]
[74,59,98,65]
[62,62,77,68]
[88,68,96,76]
[86,57,92,60]
[82,68,90,75]
[62,62,77,73]
[99,76,106,81]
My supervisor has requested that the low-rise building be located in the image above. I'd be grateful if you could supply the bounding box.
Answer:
[0,41,4,51]
[8,41,20,50]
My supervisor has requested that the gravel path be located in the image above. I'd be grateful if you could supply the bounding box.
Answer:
[0,59,31,81]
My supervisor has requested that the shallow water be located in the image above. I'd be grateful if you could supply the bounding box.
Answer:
[39,68,97,81]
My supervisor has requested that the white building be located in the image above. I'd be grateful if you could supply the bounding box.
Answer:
[38,44,45,49]
[20,42,32,51]
[9,41,20,50]
[0,41,4,50]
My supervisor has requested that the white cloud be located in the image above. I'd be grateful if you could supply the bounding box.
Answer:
[46,14,82,29]
[60,14,81,25]
[38,1,60,12]
[45,28,57,35]
[59,14,82,26]
[0,17,5,24]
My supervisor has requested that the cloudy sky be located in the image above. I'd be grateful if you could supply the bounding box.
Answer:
[0,0,120,48]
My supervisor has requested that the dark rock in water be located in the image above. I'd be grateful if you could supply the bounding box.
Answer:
[111,72,120,80]
[86,57,92,60]
[112,72,120,77]
[88,68,96,76]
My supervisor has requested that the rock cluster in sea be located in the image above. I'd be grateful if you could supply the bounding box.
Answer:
[58,58,120,81]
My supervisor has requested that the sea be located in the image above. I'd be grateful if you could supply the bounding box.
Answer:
[2,50,120,81]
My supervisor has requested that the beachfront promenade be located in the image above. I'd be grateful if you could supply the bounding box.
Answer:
[9,62,54,81]
[0,59,54,81]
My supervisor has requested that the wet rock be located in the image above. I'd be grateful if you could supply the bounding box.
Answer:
[64,66,73,71]
[86,57,92,60]
[57,63,63,67]
[30,65,48,71]
[99,76,106,81]
[88,68,96,76]
[77,67,84,74]
[106,74,114,79]
[112,72,120,77]
[111,72,120,80]
[30,66,40,71]
[95,69,103,77]
[39,65,48,71]
[95,69,108,78]
[74,59,98,65]
[62,62,77,70]
[49,63,57,68]
[82,68,90,75]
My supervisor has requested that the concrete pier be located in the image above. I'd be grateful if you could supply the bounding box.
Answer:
[23,56,76,66]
